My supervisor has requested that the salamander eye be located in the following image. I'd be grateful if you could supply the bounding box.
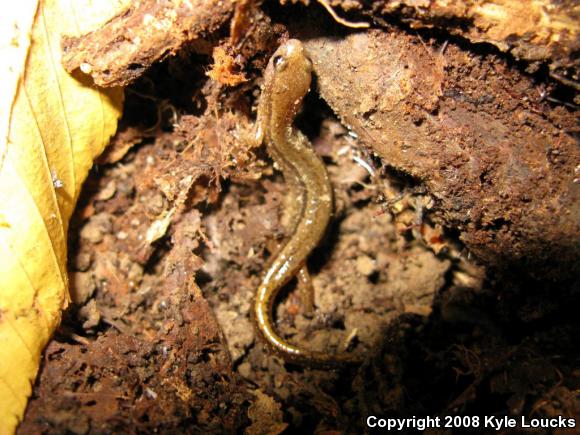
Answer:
[273,55,288,71]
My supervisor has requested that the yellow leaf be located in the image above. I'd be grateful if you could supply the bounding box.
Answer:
[0,1,125,432]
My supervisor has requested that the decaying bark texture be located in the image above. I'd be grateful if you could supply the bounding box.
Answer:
[62,0,235,87]
[304,30,579,279]
[61,0,580,89]
[368,0,580,87]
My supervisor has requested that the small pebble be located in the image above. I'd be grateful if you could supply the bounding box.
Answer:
[238,361,252,378]
[356,254,375,276]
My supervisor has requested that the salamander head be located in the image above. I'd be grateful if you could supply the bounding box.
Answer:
[264,39,313,123]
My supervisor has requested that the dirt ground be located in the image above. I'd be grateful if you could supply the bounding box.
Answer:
[19,3,578,434]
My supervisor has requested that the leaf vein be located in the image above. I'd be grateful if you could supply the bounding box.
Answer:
[38,3,76,195]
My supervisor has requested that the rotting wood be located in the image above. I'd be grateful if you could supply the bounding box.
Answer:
[304,30,579,279]
[62,0,235,87]
[367,0,580,88]
[62,0,579,89]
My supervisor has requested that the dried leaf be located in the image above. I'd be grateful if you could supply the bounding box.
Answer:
[0,1,124,432]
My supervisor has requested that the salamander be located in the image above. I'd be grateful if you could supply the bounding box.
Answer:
[253,39,356,365]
